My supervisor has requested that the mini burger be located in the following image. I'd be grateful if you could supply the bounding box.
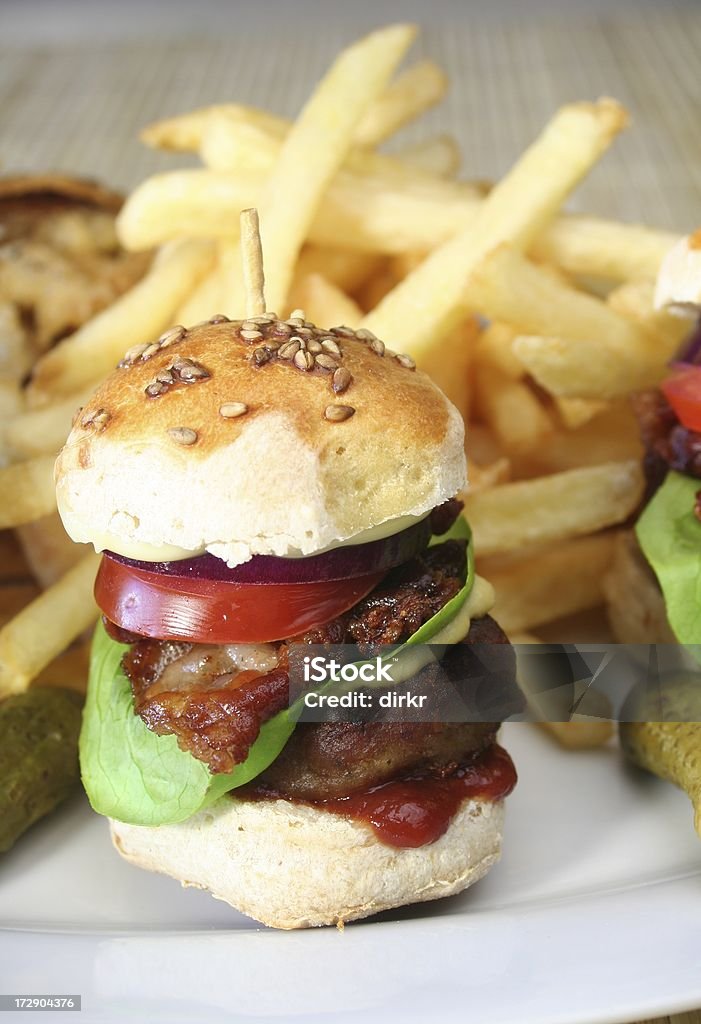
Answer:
[55,309,517,929]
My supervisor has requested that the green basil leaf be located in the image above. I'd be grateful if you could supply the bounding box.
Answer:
[636,471,701,647]
[80,621,296,826]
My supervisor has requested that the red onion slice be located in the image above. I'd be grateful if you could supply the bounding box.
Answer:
[107,516,433,585]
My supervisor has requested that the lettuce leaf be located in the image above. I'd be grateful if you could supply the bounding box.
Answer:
[636,471,701,646]
[80,623,297,825]
[80,516,475,826]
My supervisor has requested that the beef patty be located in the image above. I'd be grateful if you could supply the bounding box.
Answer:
[120,540,513,793]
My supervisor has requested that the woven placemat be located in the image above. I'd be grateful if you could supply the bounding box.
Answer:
[1,6,701,231]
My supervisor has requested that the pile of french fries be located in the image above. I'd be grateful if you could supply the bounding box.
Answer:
[0,24,692,748]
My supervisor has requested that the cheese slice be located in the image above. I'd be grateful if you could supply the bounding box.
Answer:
[92,512,429,563]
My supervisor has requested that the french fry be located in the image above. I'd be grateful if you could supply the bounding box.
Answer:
[29,239,215,399]
[0,456,57,528]
[466,457,511,492]
[533,215,678,282]
[474,322,523,379]
[294,246,384,294]
[468,245,674,398]
[115,167,481,255]
[464,461,643,557]
[514,401,642,477]
[287,273,362,328]
[361,99,628,354]
[540,720,614,748]
[6,387,93,458]
[174,252,230,327]
[473,363,554,452]
[513,333,662,400]
[201,114,452,188]
[394,135,461,178]
[555,397,608,430]
[480,532,617,632]
[223,24,417,315]
[140,103,287,152]
[509,631,615,747]
[139,60,446,156]
[0,552,99,697]
[352,59,448,147]
[419,316,476,420]
[607,277,689,349]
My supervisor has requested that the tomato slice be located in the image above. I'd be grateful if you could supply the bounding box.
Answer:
[95,555,386,644]
[661,365,701,432]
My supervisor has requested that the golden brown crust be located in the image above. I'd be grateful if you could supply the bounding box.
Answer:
[55,315,466,564]
[65,317,447,459]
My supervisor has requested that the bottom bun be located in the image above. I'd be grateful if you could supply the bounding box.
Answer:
[110,793,504,929]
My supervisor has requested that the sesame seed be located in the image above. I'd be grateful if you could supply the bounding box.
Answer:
[241,329,264,341]
[278,339,301,360]
[168,426,198,446]
[369,338,385,357]
[252,347,272,366]
[355,328,376,342]
[92,409,110,429]
[156,370,175,385]
[251,313,276,323]
[332,367,352,393]
[294,350,315,371]
[286,317,305,328]
[395,353,416,369]
[159,325,187,347]
[320,337,342,358]
[324,404,355,422]
[219,402,249,419]
[289,308,306,321]
[142,343,160,360]
[209,314,230,324]
[316,354,339,371]
[177,362,210,381]
[120,343,149,366]
[80,407,110,430]
[145,382,166,398]
[273,321,292,336]
[332,325,356,338]
[307,339,322,354]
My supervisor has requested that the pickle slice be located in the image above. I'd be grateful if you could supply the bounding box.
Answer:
[0,688,82,853]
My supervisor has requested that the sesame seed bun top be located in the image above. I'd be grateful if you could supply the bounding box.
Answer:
[55,313,466,566]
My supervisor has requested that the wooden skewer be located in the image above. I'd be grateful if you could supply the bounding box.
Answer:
[240,208,267,317]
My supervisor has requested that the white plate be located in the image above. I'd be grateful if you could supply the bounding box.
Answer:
[1,723,701,1024]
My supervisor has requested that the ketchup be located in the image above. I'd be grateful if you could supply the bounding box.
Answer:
[244,744,516,849]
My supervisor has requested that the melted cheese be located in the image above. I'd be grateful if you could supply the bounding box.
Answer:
[91,512,429,563]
